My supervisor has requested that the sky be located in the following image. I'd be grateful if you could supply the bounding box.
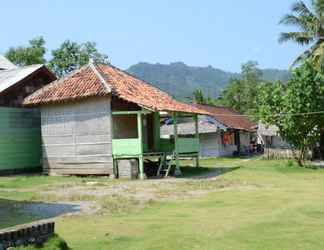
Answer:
[0,0,306,72]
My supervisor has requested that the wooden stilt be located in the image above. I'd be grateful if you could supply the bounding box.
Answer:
[173,112,181,176]
[194,114,200,168]
[137,112,146,180]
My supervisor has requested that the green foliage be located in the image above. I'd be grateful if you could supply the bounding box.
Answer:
[258,61,324,165]
[48,40,109,77]
[217,61,263,116]
[127,62,290,101]
[279,0,324,69]
[192,89,206,104]
[5,37,46,66]
[14,234,70,250]
[5,37,109,77]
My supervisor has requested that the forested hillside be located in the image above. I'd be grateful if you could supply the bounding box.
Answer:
[127,62,290,100]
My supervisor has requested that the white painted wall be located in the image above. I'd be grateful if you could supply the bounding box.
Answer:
[40,97,113,175]
[199,132,236,157]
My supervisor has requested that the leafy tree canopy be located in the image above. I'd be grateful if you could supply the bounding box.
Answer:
[216,61,262,116]
[48,40,109,77]
[5,36,46,66]
[258,61,324,166]
[279,0,324,69]
[5,37,109,77]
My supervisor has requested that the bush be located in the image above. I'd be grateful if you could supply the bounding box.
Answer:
[14,234,70,250]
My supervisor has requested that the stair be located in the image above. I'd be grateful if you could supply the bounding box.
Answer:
[157,152,175,177]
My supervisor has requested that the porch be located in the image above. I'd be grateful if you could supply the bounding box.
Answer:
[112,110,200,179]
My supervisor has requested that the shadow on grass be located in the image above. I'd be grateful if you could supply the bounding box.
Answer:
[180,166,240,179]
[0,199,80,230]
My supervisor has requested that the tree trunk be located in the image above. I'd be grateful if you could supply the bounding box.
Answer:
[297,146,306,167]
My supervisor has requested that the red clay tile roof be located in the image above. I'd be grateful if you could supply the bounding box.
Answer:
[24,63,208,115]
[193,104,256,131]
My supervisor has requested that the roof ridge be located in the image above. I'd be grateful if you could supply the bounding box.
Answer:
[195,103,241,114]
[97,63,175,98]
[89,61,112,93]
[23,64,91,104]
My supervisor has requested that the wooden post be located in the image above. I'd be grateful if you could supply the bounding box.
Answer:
[194,114,200,168]
[173,112,181,176]
[137,112,145,180]
[153,112,160,151]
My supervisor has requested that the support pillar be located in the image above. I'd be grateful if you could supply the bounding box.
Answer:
[137,112,146,180]
[194,114,200,168]
[173,112,181,176]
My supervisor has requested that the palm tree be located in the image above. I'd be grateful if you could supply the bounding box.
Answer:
[279,0,324,69]
[192,89,206,104]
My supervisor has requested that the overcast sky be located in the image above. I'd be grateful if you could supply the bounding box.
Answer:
[0,0,306,72]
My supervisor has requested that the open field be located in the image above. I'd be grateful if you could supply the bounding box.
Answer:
[2,157,324,249]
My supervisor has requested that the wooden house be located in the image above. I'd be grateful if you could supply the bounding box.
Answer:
[161,104,256,157]
[24,61,207,178]
[0,55,56,107]
[0,55,56,174]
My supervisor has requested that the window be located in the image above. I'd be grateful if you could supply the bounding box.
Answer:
[112,114,138,139]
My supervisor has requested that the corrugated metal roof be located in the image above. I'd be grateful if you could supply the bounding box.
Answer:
[0,64,43,93]
[0,55,17,70]
[161,116,218,136]
[257,122,279,136]
[192,104,256,131]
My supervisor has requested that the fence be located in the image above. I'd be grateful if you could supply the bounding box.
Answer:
[0,221,55,249]
[0,107,41,174]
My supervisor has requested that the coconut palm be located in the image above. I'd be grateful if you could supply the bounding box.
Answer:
[279,0,324,69]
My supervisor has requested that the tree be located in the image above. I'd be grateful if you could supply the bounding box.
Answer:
[258,61,324,166]
[279,0,324,69]
[192,89,206,104]
[217,61,262,115]
[217,78,244,112]
[48,40,109,77]
[5,36,46,66]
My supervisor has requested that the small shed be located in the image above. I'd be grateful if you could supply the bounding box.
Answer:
[24,62,207,178]
[0,56,56,174]
[161,104,256,157]
[0,55,56,107]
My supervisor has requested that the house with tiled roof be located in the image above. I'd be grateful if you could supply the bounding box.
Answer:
[161,104,256,157]
[0,55,56,107]
[0,56,56,175]
[24,61,208,178]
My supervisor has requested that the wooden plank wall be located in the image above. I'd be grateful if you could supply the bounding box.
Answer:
[41,97,113,175]
[0,107,41,173]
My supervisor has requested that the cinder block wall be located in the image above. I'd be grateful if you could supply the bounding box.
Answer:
[40,97,113,175]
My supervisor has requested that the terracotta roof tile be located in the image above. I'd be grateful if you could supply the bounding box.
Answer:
[193,104,256,131]
[24,63,208,115]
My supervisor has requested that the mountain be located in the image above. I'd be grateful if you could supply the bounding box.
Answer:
[127,62,290,100]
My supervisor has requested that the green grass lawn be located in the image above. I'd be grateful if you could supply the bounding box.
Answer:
[4,157,324,249]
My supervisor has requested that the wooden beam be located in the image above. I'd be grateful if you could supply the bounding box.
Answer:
[173,112,181,176]
[153,112,160,151]
[137,112,145,179]
[112,111,144,115]
[194,114,200,168]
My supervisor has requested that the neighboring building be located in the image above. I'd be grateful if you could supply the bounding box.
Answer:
[24,62,207,177]
[0,55,56,107]
[256,122,298,159]
[0,56,56,174]
[161,104,256,157]
[257,122,289,149]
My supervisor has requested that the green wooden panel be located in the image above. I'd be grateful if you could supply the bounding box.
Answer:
[112,139,142,156]
[0,108,41,171]
[176,138,199,154]
[160,138,175,153]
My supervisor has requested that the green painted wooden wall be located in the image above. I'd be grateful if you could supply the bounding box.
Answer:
[0,107,41,172]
